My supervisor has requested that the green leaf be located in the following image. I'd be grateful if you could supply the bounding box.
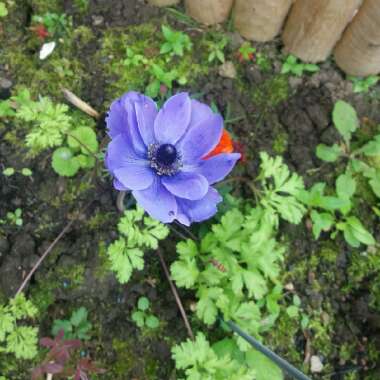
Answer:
[70,307,88,327]
[336,172,356,203]
[361,135,380,156]
[310,211,334,239]
[0,2,8,17]
[332,100,359,144]
[196,287,222,325]
[0,311,14,341]
[67,126,98,154]
[52,319,73,338]
[9,294,38,319]
[316,144,342,162]
[52,147,80,177]
[2,168,15,176]
[368,170,380,198]
[346,217,376,246]
[6,326,38,359]
[286,305,299,318]
[171,257,199,289]
[138,297,150,311]
[246,349,283,380]
[131,311,145,328]
[21,168,32,176]
[145,315,160,329]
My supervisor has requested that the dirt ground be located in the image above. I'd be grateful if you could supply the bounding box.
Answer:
[1,0,380,379]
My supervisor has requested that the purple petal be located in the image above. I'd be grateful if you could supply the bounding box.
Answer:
[195,153,241,184]
[154,93,191,144]
[177,204,191,226]
[113,178,129,191]
[179,114,223,163]
[178,187,222,223]
[114,166,154,191]
[189,99,214,129]
[135,97,158,146]
[132,178,177,223]
[162,172,208,200]
[105,134,146,174]
[106,134,154,190]
[106,92,149,155]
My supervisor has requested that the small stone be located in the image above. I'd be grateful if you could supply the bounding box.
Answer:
[92,15,104,26]
[218,61,237,79]
[310,355,324,373]
[284,282,295,291]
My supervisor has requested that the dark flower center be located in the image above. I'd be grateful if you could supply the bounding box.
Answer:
[156,144,177,166]
[148,143,182,176]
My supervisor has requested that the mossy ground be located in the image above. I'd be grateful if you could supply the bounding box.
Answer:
[1,0,380,379]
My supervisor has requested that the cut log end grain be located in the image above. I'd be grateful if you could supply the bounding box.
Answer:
[334,0,380,76]
[282,0,363,63]
[185,0,234,25]
[234,0,293,42]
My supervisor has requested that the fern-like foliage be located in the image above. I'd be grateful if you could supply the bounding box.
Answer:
[0,294,38,360]
[171,206,285,351]
[107,206,169,284]
[172,333,256,380]
[16,94,72,154]
[258,152,306,225]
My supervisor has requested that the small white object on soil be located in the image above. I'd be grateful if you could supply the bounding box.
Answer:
[39,41,56,60]
[310,355,324,373]
[219,61,237,79]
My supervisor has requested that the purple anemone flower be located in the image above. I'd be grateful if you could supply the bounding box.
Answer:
[105,92,240,225]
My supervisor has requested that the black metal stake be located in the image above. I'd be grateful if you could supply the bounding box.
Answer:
[224,319,312,380]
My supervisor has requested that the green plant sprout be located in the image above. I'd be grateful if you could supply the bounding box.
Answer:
[123,47,148,68]
[107,206,169,283]
[348,75,379,93]
[281,55,319,77]
[160,25,192,57]
[32,12,70,37]
[52,307,92,340]
[2,167,33,177]
[0,294,38,360]
[1,208,23,227]
[0,89,99,177]
[237,42,255,62]
[0,1,7,17]
[131,297,160,330]
[206,35,229,64]
[172,333,258,380]
[146,63,182,99]
[302,100,378,247]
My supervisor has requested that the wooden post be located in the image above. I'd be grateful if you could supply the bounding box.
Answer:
[334,0,380,76]
[282,0,362,63]
[147,0,180,6]
[185,0,235,25]
[234,0,293,42]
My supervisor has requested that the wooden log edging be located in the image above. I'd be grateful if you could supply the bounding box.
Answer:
[234,0,293,42]
[334,0,380,76]
[282,0,362,63]
[185,0,235,25]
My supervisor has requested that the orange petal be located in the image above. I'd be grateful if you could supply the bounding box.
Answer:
[204,129,234,159]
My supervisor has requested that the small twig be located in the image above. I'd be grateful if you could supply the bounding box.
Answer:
[65,132,99,161]
[156,249,194,340]
[116,191,127,213]
[173,221,198,241]
[62,88,100,119]
[15,201,94,296]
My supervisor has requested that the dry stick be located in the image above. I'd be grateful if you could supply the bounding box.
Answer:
[15,201,93,297]
[62,88,100,119]
[156,249,195,340]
